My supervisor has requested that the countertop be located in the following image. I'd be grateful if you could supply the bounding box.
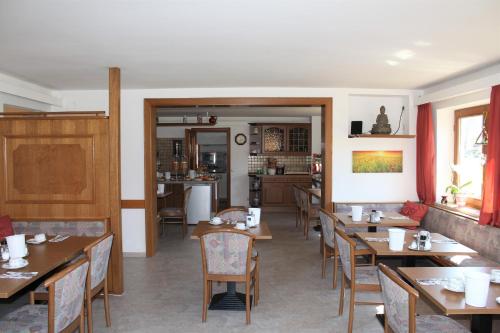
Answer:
[158,179,219,184]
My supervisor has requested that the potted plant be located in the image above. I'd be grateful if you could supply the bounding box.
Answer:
[445,180,472,207]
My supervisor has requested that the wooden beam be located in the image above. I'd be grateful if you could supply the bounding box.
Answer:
[108,67,124,294]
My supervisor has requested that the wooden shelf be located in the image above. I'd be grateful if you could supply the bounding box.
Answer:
[348,134,415,138]
[156,123,216,127]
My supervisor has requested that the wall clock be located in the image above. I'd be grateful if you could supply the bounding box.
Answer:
[234,133,247,145]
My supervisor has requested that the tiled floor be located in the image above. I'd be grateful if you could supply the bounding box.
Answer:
[0,212,484,332]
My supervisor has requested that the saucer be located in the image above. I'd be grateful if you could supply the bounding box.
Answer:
[408,244,431,251]
[442,281,465,293]
[2,259,28,270]
[27,238,46,245]
[234,226,249,231]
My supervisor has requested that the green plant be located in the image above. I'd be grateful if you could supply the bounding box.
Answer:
[445,180,472,195]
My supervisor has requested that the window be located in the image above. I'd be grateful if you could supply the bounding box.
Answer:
[454,105,488,208]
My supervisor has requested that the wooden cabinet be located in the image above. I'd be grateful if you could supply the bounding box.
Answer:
[261,176,312,207]
[252,123,311,155]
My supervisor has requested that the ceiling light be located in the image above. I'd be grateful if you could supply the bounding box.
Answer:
[394,49,415,60]
[386,60,399,66]
[414,40,432,47]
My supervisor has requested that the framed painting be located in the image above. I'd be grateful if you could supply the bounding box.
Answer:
[352,150,403,173]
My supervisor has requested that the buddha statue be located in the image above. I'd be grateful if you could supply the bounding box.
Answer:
[370,106,392,134]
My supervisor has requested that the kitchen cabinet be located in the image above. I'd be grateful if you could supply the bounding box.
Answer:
[251,123,311,155]
[260,175,312,207]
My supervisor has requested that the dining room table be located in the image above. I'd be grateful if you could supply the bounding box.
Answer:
[355,231,478,266]
[191,220,272,311]
[0,235,97,298]
[397,266,500,333]
[334,211,420,232]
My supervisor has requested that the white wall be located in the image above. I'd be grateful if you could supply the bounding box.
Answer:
[311,116,321,154]
[54,87,419,255]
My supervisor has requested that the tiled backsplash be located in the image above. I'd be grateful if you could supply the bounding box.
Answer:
[157,138,186,172]
[248,155,311,173]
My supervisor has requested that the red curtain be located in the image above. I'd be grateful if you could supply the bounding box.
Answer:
[479,85,500,227]
[416,103,436,204]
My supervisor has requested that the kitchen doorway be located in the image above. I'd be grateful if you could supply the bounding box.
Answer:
[187,127,231,211]
[144,97,333,257]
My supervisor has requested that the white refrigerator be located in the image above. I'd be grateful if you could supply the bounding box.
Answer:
[187,184,212,224]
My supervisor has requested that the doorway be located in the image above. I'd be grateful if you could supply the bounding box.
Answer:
[187,127,231,211]
[144,97,333,256]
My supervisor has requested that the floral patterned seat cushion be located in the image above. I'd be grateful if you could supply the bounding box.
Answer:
[0,304,48,333]
[355,266,380,285]
[415,315,470,333]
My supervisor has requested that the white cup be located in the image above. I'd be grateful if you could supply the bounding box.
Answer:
[248,208,261,225]
[165,172,171,180]
[211,217,222,224]
[465,271,490,307]
[34,233,46,242]
[235,222,246,230]
[491,269,500,282]
[6,234,25,259]
[188,170,197,179]
[351,206,363,222]
[388,228,406,251]
[9,257,24,267]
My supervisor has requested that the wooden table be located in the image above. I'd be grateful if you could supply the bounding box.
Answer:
[356,232,477,266]
[191,220,272,311]
[398,267,500,333]
[334,212,420,232]
[0,236,97,298]
[307,188,321,199]
[191,220,272,240]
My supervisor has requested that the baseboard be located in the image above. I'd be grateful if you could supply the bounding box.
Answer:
[123,252,147,258]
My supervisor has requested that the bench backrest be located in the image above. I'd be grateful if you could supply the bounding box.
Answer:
[421,206,500,264]
[12,220,107,237]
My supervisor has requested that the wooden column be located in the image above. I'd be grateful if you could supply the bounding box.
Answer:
[322,99,333,211]
[108,67,124,294]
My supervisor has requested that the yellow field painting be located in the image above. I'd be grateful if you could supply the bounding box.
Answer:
[352,150,403,173]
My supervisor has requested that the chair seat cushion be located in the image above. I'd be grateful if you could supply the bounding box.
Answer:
[0,304,48,333]
[159,208,183,217]
[355,266,380,285]
[441,254,498,267]
[354,238,369,250]
[416,315,470,333]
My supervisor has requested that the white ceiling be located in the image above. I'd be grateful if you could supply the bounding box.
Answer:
[157,106,321,117]
[1,0,499,90]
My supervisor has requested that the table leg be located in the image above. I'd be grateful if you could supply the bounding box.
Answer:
[471,314,492,333]
[208,282,252,311]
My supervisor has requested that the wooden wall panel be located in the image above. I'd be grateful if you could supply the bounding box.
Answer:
[0,118,110,219]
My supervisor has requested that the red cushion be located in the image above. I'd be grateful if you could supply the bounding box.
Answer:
[399,201,428,229]
[0,215,14,240]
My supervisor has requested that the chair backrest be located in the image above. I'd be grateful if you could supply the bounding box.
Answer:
[377,263,418,333]
[292,185,302,208]
[85,233,114,290]
[216,207,247,222]
[319,208,335,249]
[334,228,356,281]
[200,229,255,276]
[298,187,310,213]
[45,258,89,333]
[183,186,192,214]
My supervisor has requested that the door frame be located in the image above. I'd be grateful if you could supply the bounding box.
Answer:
[189,127,232,211]
[144,97,333,257]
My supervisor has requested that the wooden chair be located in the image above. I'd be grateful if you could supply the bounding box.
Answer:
[377,263,470,333]
[159,186,192,237]
[335,228,382,333]
[30,233,114,333]
[298,187,320,240]
[319,208,375,288]
[292,185,303,228]
[1,258,89,333]
[200,228,259,324]
[215,207,247,222]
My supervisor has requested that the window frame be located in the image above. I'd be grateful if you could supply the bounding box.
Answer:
[453,104,488,209]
